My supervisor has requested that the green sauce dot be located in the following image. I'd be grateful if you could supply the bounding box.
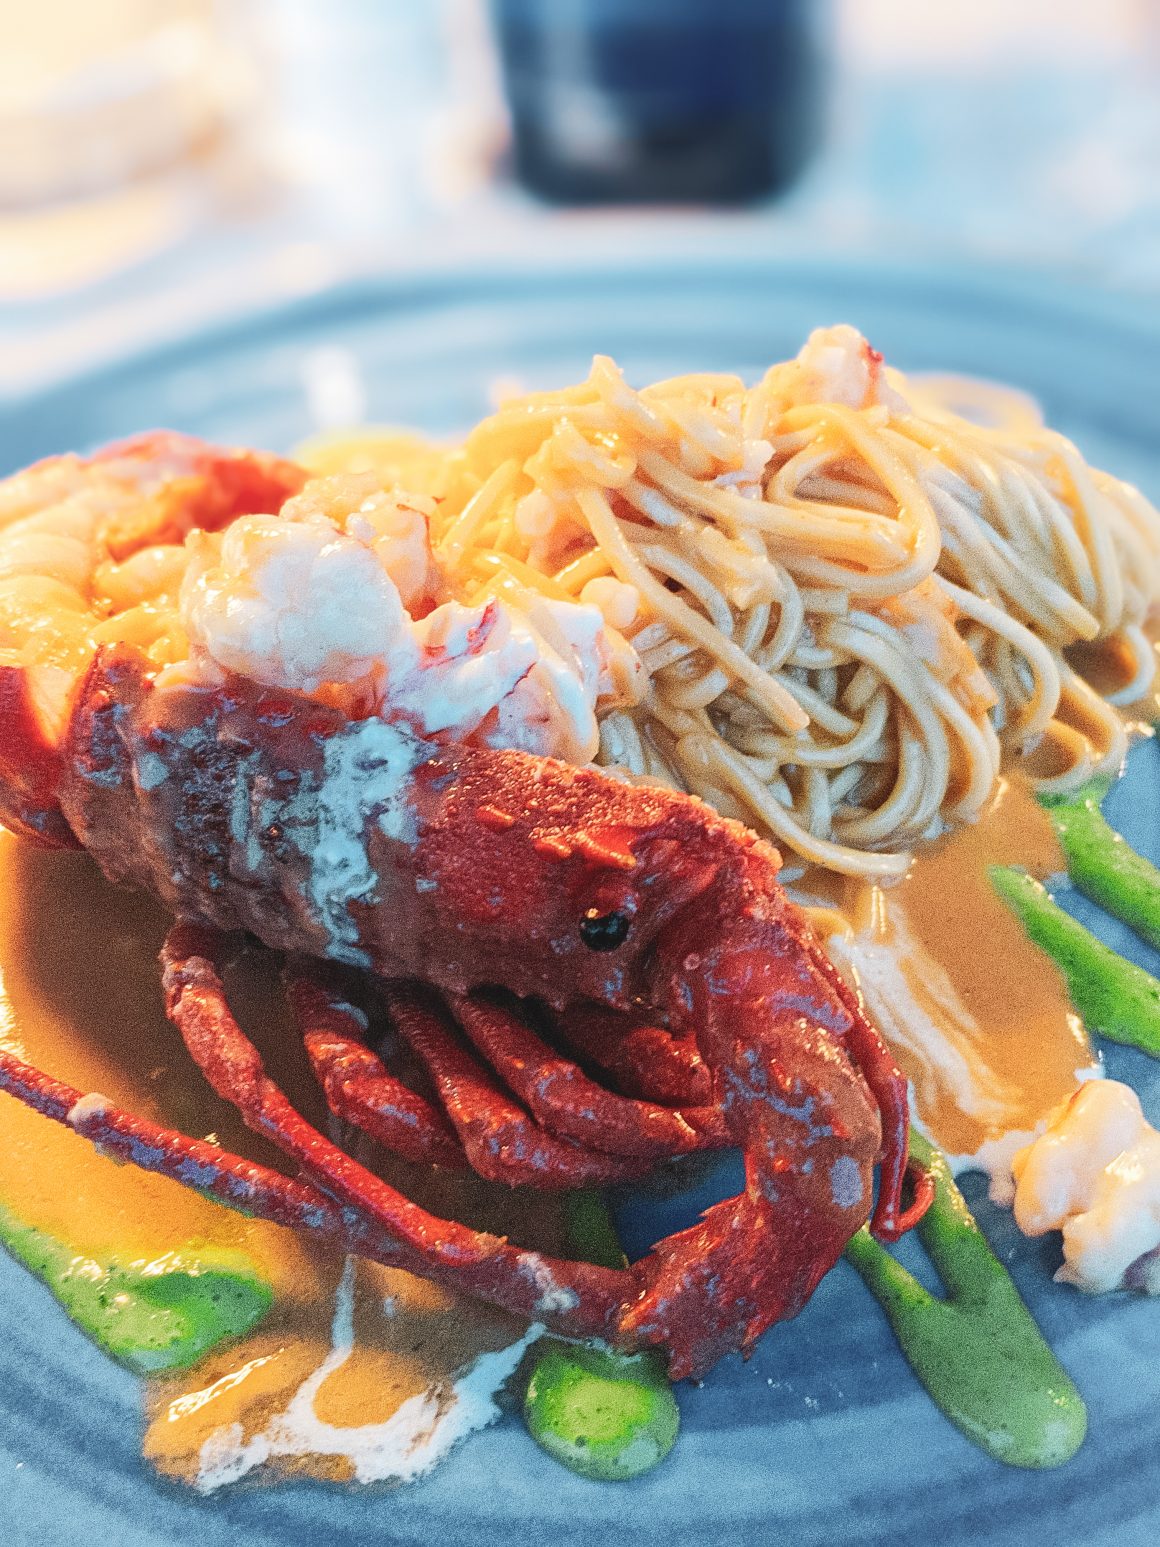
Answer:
[524,1343,679,1482]
[0,1204,273,1375]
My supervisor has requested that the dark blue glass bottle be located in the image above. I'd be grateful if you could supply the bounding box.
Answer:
[489,0,825,204]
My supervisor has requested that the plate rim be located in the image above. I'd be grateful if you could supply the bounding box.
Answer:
[6,241,1159,431]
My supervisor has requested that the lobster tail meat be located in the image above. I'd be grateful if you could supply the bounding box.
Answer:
[0,433,305,846]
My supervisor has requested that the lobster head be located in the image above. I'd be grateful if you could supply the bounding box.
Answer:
[395,742,776,1012]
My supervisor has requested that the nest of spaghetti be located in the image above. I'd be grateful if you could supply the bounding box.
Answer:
[300,324,1156,882]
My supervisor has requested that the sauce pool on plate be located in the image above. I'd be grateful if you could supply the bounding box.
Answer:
[0,831,544,1490]
[823,776,1097,1178]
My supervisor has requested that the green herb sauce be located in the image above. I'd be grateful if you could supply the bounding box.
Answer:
[846,1133,1087,1468]
[0,1202,273,1374]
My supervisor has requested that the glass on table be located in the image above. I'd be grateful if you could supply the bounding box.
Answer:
[487,0,827,204]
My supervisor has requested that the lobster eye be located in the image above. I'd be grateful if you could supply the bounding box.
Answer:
[580,908,630,952]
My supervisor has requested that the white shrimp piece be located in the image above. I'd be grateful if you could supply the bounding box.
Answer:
[344,491,435,613]
[488,598,607,764]
[281,472,435,613]
[180,514,417,694]
[386,595,612,764]
[1011,1081,1160,1294]
[581,576,639,632]
[576,581,648,710]
[776,325,911,414]
[179,473,644,764]
[711,438,775,498]
[391,600,540,744]
[514,489,586,572]
[514,490,557,544]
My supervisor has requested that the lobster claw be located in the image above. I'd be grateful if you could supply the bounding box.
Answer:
[615,884,893,1377]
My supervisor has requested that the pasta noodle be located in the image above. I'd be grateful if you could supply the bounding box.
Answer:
[299,326,1160,879]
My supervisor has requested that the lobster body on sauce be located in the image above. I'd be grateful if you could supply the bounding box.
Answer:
[0,433,925,1379]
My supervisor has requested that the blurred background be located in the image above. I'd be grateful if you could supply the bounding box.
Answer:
[1,0,1157,399]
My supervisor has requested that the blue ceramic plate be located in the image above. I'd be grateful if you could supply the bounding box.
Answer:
[2,253,1159,1547]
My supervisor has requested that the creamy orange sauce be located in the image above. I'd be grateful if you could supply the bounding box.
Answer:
[0,830,546,1489]
[830,777,1097,1162]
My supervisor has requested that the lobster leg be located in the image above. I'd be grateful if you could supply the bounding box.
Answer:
[0,1046,415,1264]
[288,966,467,1172]
[556,1003,715,1108]
[0,1038,641,1343]
[609,881,899,1379]
[2,914,926,1379]
[451,991,728,1158]
[379,982,652,1189]
[160,922,635,1333]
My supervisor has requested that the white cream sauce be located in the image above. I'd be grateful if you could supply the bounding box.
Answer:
[308,717,424,963]
[815,777,1100,1194]
[192,1257,543,1494]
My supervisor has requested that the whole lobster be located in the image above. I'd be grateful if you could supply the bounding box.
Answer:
[0,433,929,1379]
